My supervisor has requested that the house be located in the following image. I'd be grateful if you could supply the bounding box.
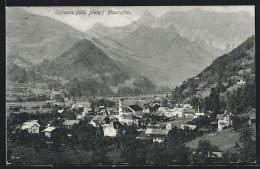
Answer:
[237,79,246,84]
[180,124,197,130]
[169,107,184,117]
[103,121,124,137]
[99,106,106,114]
[128,104,143,116]
[106,107,117,115]
[20,120,40,134]
[58,109,64,113]
[119,114,139,126]
[183,104,193,109]
[145,128,169,143]
[83,107,92,113]
[42,125,56,138]
[76,114,84,120]
[166,122,173,130]
[89,114,110,127]
[216,114,230,131]
[248,109,256,125]
[194,112,206,118]
[183,108,195,117]
[63,120,80,129]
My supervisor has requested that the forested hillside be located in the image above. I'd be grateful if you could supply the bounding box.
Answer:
[171,36,255,117]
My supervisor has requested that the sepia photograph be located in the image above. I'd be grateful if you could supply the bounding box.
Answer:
[5,5,256,165]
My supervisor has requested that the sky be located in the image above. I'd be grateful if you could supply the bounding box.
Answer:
[20,6,255,32]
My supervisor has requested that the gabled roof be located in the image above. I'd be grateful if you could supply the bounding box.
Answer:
[91,114,108,121]
[128,105,143,112]
[248,109,256,119]
[121,114,138,120]
[216,114,226,119]
[135,111,145,117]
[21,120,40,130]
[42,126,56,132]
[63,120,80,126]
[183,109,195,114]
[147,129,169,136]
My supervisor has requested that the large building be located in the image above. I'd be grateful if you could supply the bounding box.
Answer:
[20,120,40,134]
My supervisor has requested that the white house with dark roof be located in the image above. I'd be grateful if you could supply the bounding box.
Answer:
[128,104,143,116]
[20,120,40,134]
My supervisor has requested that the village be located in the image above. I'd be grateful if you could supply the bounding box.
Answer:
[6,87,256,164]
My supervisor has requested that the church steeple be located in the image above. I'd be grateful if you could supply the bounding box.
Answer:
[119,99,123,116]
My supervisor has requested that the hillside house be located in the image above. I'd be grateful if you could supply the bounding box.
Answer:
[63,120,80,129]
[216,114,231,131]
[145,128,169,143]
[42,125,56,138]
[248,109,256,125]
[20,120,40,134]
[89,114,110,127]
[237,79,246,84]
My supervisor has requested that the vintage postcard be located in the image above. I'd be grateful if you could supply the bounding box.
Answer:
[6,6,256,165]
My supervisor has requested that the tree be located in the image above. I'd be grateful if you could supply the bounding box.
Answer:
[239,127,255,163]
[91,149,112,164]
[193,140,219,163]
[147,143,164,164]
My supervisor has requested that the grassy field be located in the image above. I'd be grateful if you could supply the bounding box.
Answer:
[185,128,241,151]
[108,150,122,164]
[8,141,123,165]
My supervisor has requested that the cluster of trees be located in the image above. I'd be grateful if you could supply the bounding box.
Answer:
[7,64,44,84]
[117,76,157,97]
[222,126,256,163]
[65,77,113,97]
[186,80,255,122]
[197,35,255,85]
[90,99,116,110]
[170,36,255,119]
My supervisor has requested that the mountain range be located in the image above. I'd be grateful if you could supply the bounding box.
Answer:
[6,7,255,96]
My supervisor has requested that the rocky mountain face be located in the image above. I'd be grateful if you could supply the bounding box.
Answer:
[7,7,255,93]
[158,8,255,52]
[85,9,254,87]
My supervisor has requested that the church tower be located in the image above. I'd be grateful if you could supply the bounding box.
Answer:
[119,99,123,116]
